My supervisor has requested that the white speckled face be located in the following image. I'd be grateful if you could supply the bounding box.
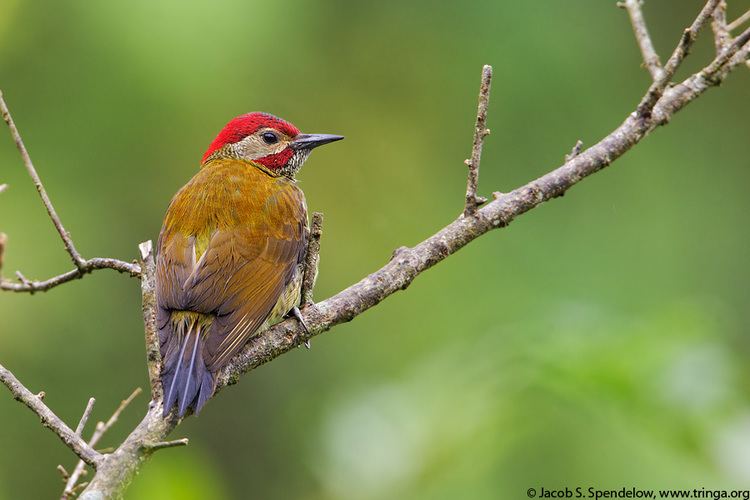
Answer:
[231,127,292,161]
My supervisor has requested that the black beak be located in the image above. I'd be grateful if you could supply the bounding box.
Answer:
[290,133,344,150]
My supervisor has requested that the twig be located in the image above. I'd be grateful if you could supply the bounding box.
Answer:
[700,24,750,80]
[57,465,70,481]
[143,438,189,452]
[636,0,720,117]
[619,0,665,80]
[0,363,101,467]
[0,232,6,274]
[463,64,492,216]
[711,0,731,52]
[0,258,141,293]
[74,398,96,436]
[300,212,324,306]
[61,388,141,499]
[728,9,750,32]
[138,241,161,402]
[0,91,85,269]
[565,140,584,162]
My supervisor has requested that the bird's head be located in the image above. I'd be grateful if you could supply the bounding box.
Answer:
[201,112,343,178]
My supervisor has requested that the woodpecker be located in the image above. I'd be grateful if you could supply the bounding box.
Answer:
[156,112,343,417]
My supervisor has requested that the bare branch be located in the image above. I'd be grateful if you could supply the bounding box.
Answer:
[565,140,584,162]
[463,64,492,216]
[301,212,324,306]
[143,438,189,452]
[0,258,141,293]
[0,92,141,295]
[62,388,141,499]
[727,9,750,32]
[711,1,731,52]
[619,0,665,80]
[138,241,161,402]
[74,398,96,436]
[57,465,70,481]
[701,24,750,77]
[0,91,85,269]
[637,0,720,117]
[0,232,6,275]
[0,363,101,467]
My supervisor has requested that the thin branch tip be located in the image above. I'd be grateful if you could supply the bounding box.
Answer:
[143,438,189,452]
[565,140,584,162]
[138,240,153,259]
[463,65,493,216]
[621,0,664,80]
[74,398,96,436]
[727,9,750,32]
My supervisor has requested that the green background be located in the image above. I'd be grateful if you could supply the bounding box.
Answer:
[1,1,749,498]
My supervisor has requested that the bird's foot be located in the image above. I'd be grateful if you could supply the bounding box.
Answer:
[290,306,312,349]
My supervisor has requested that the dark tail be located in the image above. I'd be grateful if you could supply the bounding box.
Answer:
[160,319,214,417]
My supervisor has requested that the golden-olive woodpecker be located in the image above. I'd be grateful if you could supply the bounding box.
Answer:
[156,113,343,417]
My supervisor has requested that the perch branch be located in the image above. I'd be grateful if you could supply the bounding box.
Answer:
[463,64,492,216]
[138,241,161,401]
[619,0,665,80]
[0,363,101,467]
[300,212,324,306]
[712,1,731,51]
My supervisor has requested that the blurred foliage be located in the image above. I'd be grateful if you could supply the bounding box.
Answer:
[1,0,749,498]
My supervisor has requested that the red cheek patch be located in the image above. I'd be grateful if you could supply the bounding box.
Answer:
[255,148,293,170]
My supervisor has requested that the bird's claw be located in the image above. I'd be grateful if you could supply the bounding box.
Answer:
[290,306,311,349]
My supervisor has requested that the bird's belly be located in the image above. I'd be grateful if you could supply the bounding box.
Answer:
[255,264,304,334]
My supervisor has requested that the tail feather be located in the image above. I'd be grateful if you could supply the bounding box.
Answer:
[161,319,214,417]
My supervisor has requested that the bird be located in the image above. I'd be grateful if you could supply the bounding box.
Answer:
[156,112,343,417]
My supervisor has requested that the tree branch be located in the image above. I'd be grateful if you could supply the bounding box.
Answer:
[637,0,720,116]
[619,0,665,80]
[74,397,96,436]
[463,64,492,216]
[138,241,161,401]
[711,0,731,52]
[0,91,85,269]
[0,91,141,293]
[300,211,324,306]
[61,388,142,499]
[0,363,101,467]
[0,258,141,293]
[727,9,750,31]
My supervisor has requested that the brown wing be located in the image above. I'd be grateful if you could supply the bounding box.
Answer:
[156,161,307,372]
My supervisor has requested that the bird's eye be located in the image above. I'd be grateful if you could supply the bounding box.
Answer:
[261,131,279,145]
